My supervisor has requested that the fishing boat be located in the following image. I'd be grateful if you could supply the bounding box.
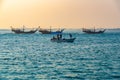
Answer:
[39,27,64,34]
[11,26,38,34]
[51,38,76,43]
[82,27,106,34]
[51,34,76,43]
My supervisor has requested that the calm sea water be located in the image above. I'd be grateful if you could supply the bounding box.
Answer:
[0,29,120,80]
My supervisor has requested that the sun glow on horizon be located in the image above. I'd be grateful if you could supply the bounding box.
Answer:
[0,0,120,29]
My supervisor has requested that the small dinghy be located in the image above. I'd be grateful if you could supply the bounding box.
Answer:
[51,34,76,43]
[51,38,76,43]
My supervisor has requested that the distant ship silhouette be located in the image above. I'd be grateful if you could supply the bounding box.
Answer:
[82,27,106,34]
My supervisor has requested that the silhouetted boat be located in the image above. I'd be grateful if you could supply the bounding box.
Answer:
[51,34,76,43]
[39,27,64,34]
[51,38,76,43]
[82,28,106,34]
[11,26,38,34]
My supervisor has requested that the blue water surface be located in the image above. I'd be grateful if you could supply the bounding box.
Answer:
[0,29,120,80]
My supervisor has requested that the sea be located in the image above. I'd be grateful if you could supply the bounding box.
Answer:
[0,29,120,80]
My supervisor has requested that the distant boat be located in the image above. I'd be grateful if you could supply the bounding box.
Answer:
[11,26,38,34]
[51,34,76,43]
[82,27,106,34]
[39,27,65,34]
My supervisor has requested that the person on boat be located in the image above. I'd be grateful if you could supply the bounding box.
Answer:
[57,34,60,40]
[69,34,72,39]
[53,36,56,39]
[60,34,62,39]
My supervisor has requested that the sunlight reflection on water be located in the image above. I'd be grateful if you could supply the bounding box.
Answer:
[0,29,120,79]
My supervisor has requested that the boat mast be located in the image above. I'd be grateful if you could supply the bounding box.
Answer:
[94,26,95,32]
[23,25,25,31]
[50,26,52,32]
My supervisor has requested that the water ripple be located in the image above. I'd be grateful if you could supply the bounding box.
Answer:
[0,30,120,79]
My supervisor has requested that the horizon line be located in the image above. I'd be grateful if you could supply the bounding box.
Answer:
[0,27,120,30]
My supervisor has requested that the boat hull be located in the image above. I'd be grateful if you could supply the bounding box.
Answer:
[39,31,63,34]
[83,31,105,34]
[82,28,106,34]
[39,29,64,34]
[51,38,76,43]
[12,29,37,34]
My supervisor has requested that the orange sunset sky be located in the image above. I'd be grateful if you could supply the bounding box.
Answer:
[0,0,120,29]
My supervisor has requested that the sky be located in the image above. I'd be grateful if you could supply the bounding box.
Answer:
[0,0,120,29]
